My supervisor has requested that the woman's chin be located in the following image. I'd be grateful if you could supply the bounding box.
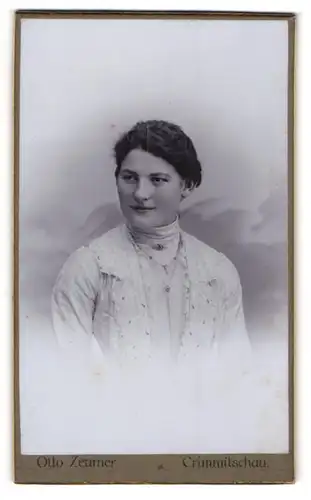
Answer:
[130,217,156,230]
[124,211,156,229]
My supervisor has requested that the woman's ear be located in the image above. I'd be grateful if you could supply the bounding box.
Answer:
[181,181,195,200]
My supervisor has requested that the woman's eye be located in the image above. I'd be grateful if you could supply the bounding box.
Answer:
[121,175,136,183]
[151,177,168,185]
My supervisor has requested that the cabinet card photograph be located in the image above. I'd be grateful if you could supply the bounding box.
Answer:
[14,10,295,484]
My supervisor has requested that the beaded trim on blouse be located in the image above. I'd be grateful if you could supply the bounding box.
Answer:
[126,226,192,351]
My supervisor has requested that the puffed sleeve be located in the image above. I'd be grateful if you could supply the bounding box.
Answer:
[215,255,252,369]
[51,246,101,354]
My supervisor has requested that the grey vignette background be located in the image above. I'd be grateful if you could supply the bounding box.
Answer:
[19,18,289,348]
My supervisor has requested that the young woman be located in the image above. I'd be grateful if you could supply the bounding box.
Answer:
[52,120,251,373]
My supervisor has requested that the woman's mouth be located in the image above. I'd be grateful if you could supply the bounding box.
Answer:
[130,206,156,213]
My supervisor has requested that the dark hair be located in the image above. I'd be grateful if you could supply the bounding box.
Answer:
[114,120,202,188]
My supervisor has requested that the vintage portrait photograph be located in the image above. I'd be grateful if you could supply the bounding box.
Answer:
[15,10,294,483]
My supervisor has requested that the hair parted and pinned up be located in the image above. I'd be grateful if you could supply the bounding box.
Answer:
[114,120,202,188]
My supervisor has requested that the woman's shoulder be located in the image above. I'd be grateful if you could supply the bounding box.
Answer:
[88,224,125,253]
[55,244,100,283]
[54,226,127,293]
[182,231,241,286]
[57,226,124,275]
[182,231,221,258]
[87,224,131,277]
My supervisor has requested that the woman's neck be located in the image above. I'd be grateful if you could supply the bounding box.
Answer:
[126,217,180,248]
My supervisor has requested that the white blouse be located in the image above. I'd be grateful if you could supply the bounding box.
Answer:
[51,223,251,373]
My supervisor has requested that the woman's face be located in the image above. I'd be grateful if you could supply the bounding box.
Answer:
[116,149,189,230]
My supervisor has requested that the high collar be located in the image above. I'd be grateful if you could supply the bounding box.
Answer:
[126,217,181,248]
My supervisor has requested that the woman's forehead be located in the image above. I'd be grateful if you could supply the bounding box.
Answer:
[121,149,176,176]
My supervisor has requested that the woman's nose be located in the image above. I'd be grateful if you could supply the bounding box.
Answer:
[134,179,153,201]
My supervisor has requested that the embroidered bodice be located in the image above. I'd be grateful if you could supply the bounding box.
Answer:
[52,224,251,370]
